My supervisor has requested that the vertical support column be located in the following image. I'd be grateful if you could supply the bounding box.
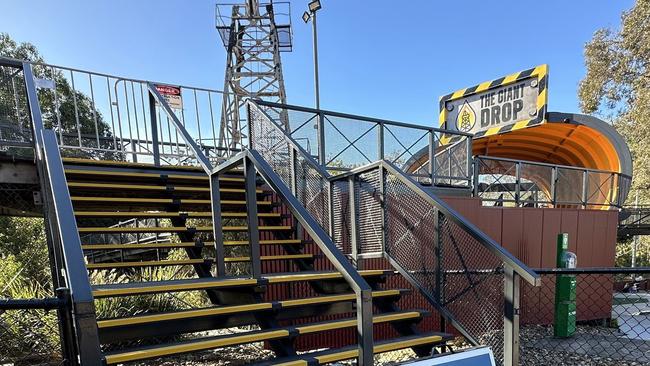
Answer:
[148,92,160,166]
[466,136,473,187]
[504,266,521,366]
[582,170,589,208]
[608,173,616,206]
[327,180,335,237]
[244,157,262,278]
[551,167,558,207]
[515,162,521,207]
[349,175,360,267]
[290,146,304,243]
[429,131,436,184]
[317,111,326,167]
[377,122,384,160]
[356,288,374,366]
[472,158,480,197]
[435,210,446,333]
[378,165,386,254]
[210,171,226,277]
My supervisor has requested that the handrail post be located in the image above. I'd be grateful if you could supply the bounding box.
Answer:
[148,91,161,166]
[473,157,480,197]
[435,210,446,333]
[349,174,360,267]
[377,122,384,160]
[244,156,262,278]
[515,162,521,207]
[551,167,558,207]
[24,62,103,365]
[357,288,374,366]
[504,266,521,366]
[429,130,436,184]
[582,170,588,208]
[317,111,326,167]
[466,136,473,187]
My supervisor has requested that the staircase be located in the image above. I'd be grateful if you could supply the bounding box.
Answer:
[63,157,451,364]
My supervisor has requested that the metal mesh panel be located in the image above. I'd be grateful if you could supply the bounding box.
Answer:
[383,167,506,364]
[295,155,330,234]
[0,65,32,154]
[355,169,384,255]
[439,214,505,363]
[331,180,351,254]
[0,308,63,365]
[0,182,41,216]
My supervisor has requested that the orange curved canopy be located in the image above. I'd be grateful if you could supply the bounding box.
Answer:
[472,121,621,173]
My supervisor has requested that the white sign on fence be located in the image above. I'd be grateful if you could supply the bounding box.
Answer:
[155,84,183,110]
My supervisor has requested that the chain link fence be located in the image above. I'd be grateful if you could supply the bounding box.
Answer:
[520,268,650,365]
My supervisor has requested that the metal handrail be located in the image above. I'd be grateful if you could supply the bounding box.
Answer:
[255,99,473,136]
[146,82,213,172]
[210,149,374,365]
[23,62,103,365]
[476,155,632,179]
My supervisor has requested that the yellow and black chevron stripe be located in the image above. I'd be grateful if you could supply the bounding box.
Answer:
[438,64,548,140]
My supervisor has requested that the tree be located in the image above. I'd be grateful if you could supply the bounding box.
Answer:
[579,0,650,266]
[0,33,120,160]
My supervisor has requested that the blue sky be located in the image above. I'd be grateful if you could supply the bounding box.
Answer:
[1,0,634,126]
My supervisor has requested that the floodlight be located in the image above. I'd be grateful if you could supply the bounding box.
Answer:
[308,0,322,12]
[302,11,311,23]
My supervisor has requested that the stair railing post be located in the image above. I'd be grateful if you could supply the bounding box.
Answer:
[317,111,326,167]
[148,91,161,167]
[211,171,226,277]
[504,265,521,366]
[435,210,446,333]
[357,288,374,366]
[582,170,589,208]
[244,156,262,278]
[429,130,436,184]
[348,174,360,268]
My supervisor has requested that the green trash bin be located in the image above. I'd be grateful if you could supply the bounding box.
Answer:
[554,233,577,338]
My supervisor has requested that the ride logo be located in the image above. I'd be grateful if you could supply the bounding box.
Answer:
[478,83,526,127]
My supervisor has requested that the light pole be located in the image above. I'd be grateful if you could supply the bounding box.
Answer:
[303,0,322,110]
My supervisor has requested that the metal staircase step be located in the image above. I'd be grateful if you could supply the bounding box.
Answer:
[91,270,390,298]
[74,211,281,218]
[86,259,212,270]
[96,289,405,330]
[65,168,227,182]
[81,239,304,250]
[261,333,449,366]
[224,254,314,263]
[67,182,262,194]
[102,311,426,364]
[62,158,206,171]
[70,196,272,205]
[77,225,292,234]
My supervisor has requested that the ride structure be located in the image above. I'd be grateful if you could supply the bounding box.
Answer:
[0,2,635,366]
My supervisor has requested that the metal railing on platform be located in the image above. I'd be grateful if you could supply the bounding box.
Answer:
[0,56,243,165]
[254,99,473,188]
[247,99,541,366]
[474,155,632,209]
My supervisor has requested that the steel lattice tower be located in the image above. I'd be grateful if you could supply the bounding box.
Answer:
[216,0,292,153]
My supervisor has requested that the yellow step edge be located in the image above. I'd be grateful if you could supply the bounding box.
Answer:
[67,182,261,194]
[266,270,387,284]
[64,169,244,182]
[296,312,422,335]
[78,225,290,233]
[104,329,290,364]
[223,254,313,263]
[98,302,273,329]
[62,158,204,171]
[82,243,198,250]
[223,239,302,246]
[73,211,280,218]
[279,289,400,308]
[92,271,385,299]
[82,238,301,250]
[92,278,258,298]
[71,197,272,205]
[98,290,401,329]
[86,259,207,270]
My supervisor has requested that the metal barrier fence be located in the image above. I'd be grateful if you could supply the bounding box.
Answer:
[0,56,242,165]
[254,100,473,188]
[248,100,540,366]
[520,268,650,365]
[474,156,632,209]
